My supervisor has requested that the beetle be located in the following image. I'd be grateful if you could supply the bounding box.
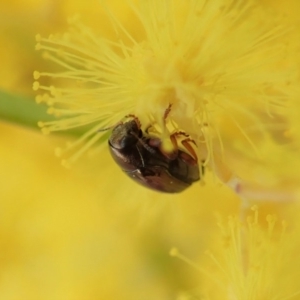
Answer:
[106,105,201,193]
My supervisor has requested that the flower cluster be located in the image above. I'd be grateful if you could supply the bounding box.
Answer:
[171,206,300,299]
[33,0,300,197]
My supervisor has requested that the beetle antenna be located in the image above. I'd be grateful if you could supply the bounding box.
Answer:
[136,145,145,167]
[98,122,122,132]
[130,131,156,154]
[164,103,172,121]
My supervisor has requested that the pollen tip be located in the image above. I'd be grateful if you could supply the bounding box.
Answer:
[35,34,42,42]
[49,86,57,96]
[169,247,179,257]
[37,121,44,128]
[251,205,258,211]
[55,147,62,157]
[61,159,71,168]
[47,99,54,106]
[41,127,50,135]
[33,71,40,80]
[35,95,43,104]
[42,51,50,60]
[35,43,42,51]
[266,214,277,223]
[32,81,40,91]
[47,107,55,115]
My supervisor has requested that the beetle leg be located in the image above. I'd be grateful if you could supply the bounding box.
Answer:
[163,103,173,121]
[156,132,179,160]
[180,138,198,165]
[169,132,179,154]
[152,131,187,160]
[124,114,141,129]
[145,123,159,135]
[130,131,156,154]
[169,132,198,165]
[172,131,190,139]
[144,103,173,149]
[145,124,152,134]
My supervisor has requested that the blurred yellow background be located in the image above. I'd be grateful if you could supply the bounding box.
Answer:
[1,0,300,299]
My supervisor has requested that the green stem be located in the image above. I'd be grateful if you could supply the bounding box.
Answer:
[0,90,98,138]
[0,90,53,130]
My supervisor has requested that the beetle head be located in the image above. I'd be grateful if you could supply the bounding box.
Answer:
[109,120,141,150]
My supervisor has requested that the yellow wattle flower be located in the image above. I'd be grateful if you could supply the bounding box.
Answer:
[3,0,300,299]
[33,0,300,198]
[171,206,300,300]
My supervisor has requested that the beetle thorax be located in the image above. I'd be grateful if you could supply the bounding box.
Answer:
[109,120,141,150]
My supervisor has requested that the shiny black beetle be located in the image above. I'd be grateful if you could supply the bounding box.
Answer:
[107,106,201,193]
